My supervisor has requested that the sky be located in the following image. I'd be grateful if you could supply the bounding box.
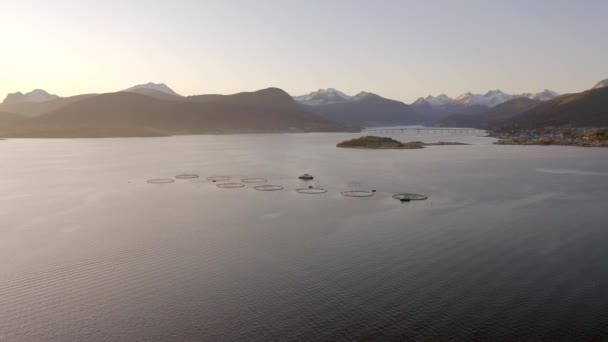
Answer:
[1,0,607,103]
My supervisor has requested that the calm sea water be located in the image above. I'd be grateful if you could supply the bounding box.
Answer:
[1,130,607,341]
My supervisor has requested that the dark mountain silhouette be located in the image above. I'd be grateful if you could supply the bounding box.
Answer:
[439,98,541,128]
[305,92,423,127]
[0,88,351,137]
[123,88,182,101]
[186,94,227,104]
[0,94,97,117]
[188,88,298,107]
[502,87,608,128]
[2,89,59,105]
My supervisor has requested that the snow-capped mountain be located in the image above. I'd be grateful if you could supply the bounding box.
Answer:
[426,94,452,107]
[454,90,519,107]
[592,79,608,90]
[413,94,453,107]
[417,89,558,109]
[123,82,181,97]
[411,89,559,123]
[522,89,560,101]
[2,89,59,105]
[293,88,354,106]
[353,91,372,101]
[300,90,423,127]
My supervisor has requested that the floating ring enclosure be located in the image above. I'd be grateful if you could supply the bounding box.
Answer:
[242,178,268,183]
[175,174,200,179]
[207,176,232,182]
[146,178,175,184]
[216,182,245,188]
[296,187,328,194]
[392,193,428,201]
[341,190,374,197]
[254,185,283,191]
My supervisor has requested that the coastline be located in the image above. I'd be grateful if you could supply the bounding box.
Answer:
[489,128,608,147]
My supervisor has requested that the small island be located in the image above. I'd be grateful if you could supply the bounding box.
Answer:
[336,136,468,149]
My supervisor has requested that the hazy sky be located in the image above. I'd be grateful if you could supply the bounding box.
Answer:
[1,0,607,102]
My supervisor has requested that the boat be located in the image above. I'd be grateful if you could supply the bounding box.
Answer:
[298,173,314,180]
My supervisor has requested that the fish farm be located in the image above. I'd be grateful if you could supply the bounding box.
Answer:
[145,173,428,202]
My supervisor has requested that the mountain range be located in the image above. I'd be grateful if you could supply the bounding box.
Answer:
[0,79,606,137]
[438,80,608,128]
[294,89,423,127]
[504,86,608,128]
[437,98,542,128]
[410,89,560,122]
[0,85,349,137]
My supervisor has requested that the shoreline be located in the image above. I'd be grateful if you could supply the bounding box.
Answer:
[0,128,359,139]
[489,128,608,147]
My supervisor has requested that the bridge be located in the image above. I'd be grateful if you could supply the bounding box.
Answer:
[362,127,485,135]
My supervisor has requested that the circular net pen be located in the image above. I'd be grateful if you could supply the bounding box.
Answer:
[296,187,328,194]
[146,178,175,184]
[392,193,428,201]
[207,176,232,182]
[175,174,200,179]
[254,185,283,191]
[216,182,245,189]
[341,190,374,198]
[242,178,268,183]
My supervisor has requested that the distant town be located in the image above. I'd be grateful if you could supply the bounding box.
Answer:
[491,128,608,147]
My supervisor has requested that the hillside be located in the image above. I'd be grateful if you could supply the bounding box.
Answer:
[306,93,423,127]
[123,88,182,101]
[412,101,490,123]
[503,87,608,128]
[439,98,541,128]
[0,88,352,137]
[0,94,97,117]
[0,111,26,124]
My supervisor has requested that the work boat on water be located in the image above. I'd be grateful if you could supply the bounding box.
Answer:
[298,173,314,180]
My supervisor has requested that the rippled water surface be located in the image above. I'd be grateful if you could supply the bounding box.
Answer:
[1,131,607,341]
